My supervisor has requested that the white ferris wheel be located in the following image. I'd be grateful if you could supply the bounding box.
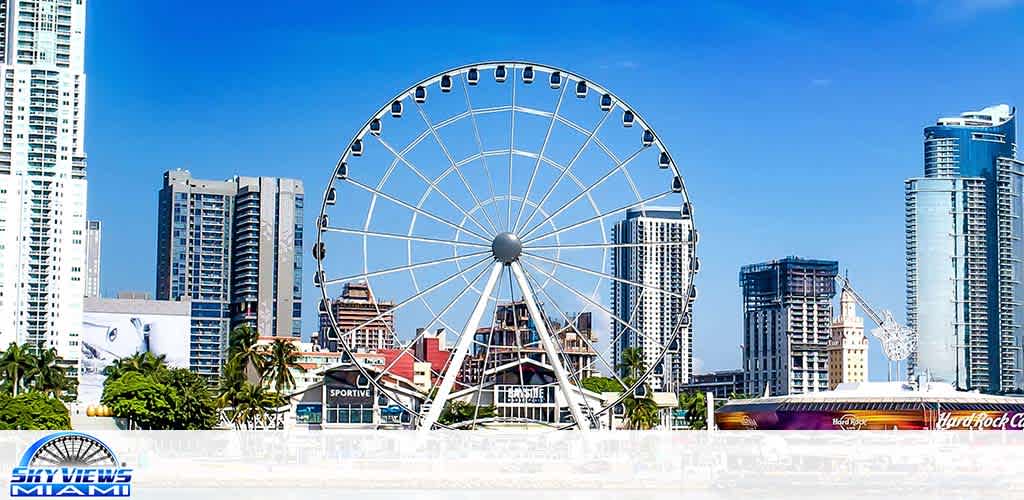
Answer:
[313,61,697,430]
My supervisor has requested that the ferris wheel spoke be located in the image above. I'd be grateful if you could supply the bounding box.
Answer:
[331,256,492,346]
[518,268,600,428]
[525,240,682,251]
[373,135,496,237]
[372,261,493,386]
[522,251,685,299]
[460,73,505,233]
[421,261,504,431]
[521,260,654,348]
[520,265,631,397]
[519,146,646,240]
[469,272,505,429]
[516,107,614,234]
[506,67,518,231]
[413,102,502,235]
[323,227,489,249]
[345,178,492,243]
[600,287,648,363]
[512,83,568,233]
[324,250,489,287]
[422,267,504,404]
[509,261,588,430]
[523,190,672,245]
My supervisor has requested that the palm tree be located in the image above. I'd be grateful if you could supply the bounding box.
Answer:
[0,342,36,395]
[105,352,167,380]
[228,325,263,382]
[622,394,660,430]
[230,383,284,430]
[678,391,707,429]
[616,346,646,379]
[262,339,301,392]
[26,347,70,398]
[216,357,247,408]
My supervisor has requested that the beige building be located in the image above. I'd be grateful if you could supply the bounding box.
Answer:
[828,287,869,389]
[319,282,398,352]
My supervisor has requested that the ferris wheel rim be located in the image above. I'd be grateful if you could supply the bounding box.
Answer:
[314,60,698,430]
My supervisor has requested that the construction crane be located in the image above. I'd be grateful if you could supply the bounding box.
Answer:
[834,273,918,381]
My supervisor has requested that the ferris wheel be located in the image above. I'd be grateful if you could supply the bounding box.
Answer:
[314,61,697,430]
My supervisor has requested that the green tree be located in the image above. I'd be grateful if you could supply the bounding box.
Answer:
[160,368,219,430]
[0,342,36,396]
[581,376,624,394]
[613,351,661,429]
[228,325,263,382]
[262,339,302,392]
[622,392,660,430]
[26,347,72,398]
[102,371,173,429]
[217,357,247,408]
[101,358,218,430]
[616,347,645,379]
[438,400,495,426]
[0,392,71,430]
[678,391,707,430]
[104,352,167,380]
[229,383,284,430]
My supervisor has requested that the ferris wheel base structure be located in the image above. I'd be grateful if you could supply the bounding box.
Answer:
[419,259,589,431]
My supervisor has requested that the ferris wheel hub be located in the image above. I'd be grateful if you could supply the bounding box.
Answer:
[492,232,523,264]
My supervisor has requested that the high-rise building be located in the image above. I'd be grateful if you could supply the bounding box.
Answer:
[0,0,88,364]
[905,104,1022,393]
[318,282,397,352]
[84,220,100,298]
[611,207,696,393]
[231,176,303,338]
[827,286,868,389]
[157,170,304,380]
[461,302,598,387]
[741,257,838,396]
[157,170,236,380]
[680,369,744,400]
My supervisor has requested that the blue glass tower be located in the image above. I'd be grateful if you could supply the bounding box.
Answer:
[906,104,1023,393]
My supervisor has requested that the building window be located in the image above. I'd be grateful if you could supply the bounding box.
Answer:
[325,404,373,424]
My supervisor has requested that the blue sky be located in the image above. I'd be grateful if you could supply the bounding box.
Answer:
[85,0,1024,381]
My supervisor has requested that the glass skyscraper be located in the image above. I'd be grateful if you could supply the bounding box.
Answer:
[905,104,1023,393]
[157,170,304,381]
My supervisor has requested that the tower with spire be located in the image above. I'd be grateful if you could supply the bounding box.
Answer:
[828,283,869,389]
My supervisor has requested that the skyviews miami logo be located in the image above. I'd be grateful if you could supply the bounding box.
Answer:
[9,432,132,497]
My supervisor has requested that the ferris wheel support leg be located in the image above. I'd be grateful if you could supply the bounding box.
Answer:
[420,261,503,431]
[510,261,590,431]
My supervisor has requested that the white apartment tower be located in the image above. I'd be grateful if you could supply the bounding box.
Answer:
[0,0,88,364]
[827,287,869,389]
[611,207,696,393]
[84,219,99,297]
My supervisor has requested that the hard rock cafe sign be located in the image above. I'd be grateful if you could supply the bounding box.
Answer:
[935,412,1024,430]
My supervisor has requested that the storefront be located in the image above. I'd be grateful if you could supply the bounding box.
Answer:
[448,358,678,429]
[286,360,423,429]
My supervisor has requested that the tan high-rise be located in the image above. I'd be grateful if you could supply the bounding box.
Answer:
[828,287,869,389]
